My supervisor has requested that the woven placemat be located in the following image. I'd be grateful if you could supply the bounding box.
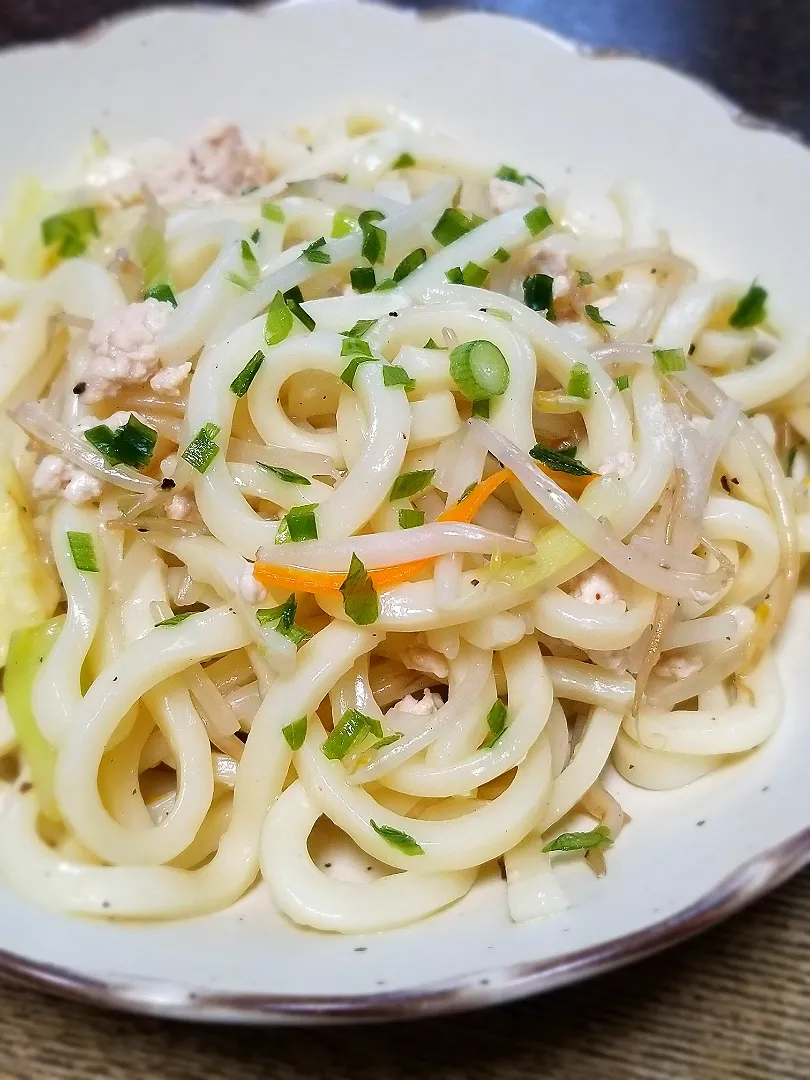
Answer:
[0,868,808,1079]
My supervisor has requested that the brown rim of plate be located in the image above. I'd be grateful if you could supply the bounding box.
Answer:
[0,824,808,1023]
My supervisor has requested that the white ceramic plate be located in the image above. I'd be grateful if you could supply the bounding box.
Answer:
[1,0,809,1023]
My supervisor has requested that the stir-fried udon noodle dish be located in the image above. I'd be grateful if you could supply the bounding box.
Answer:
[0,113,805,933]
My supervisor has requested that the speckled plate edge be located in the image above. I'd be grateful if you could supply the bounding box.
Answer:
[1,0,809,1024]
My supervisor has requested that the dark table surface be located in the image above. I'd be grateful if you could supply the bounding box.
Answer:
[1,2,809,1078]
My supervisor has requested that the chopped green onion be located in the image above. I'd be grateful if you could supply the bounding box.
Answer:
[481,699,507,748]
[340,553,378,625]
[449,340,510,401]
[66,531,98,573]
[358,210,386,265]
[322,708,373,760]
[134,221,167,290]
[398,508,425,529]
[460,262,488,287]
[585,304,614,327]
[144,282,177,307]
[226,238,260,291]
[282,717,307,751]
[487,309,512,321]
[445,266,464,285]
[331,207,357,239]
[374,277,397,291]
[653,347,687,374]
[286,298,316,332]
[275,504,318,544]
[424,337,440,349]
[389,468,435,502]
[492,247,511,263]
[84,413,157,470]
[340,337,373,357]
[370,732,403,751]
[524,205,553,237]
[261,202,285,223]
[495,164,525,184]
[341,354,378,388]
[257,462,311,486]
[302,237,330,264]
[350,266,376,293]
[155,612,193,627]
[567,362,592,400]
[393,247,428,281]
[251,228,261,244]
[265,291,293,346]
[392,152,416,169]
[542,825,613,853]
[577,270,594,286]
[529,443,594,476]
[615,375,630,392]
[523,274,554,318]
[229,350,264,397]
[285,286,304,304]
[342,319,377,338]
[382,365,416,392]
[41,207,99,258]
[432,207,485,247]
[786,445,799,477]
[257,594,312,647]
[457,482,477,503]
[181,422,221,473]
[370,820,424,856]
[471,398,490,418]
[729,282,767,329]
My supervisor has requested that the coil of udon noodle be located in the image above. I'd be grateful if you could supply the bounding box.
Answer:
[0,112,806,932]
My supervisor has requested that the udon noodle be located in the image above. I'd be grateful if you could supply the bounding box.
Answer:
[0,113,805,931]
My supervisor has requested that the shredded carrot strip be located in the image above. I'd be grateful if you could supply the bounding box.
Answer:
[253,463,597,594]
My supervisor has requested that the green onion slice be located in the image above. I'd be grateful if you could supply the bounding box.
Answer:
[350,266,376,293]
[585,304,614,327]
[523,274,554,317]
[495,164,525,184]
[282,717,307,751]
[492,247,511,263]
[389,468,435,502]
[66,530,98,573]
[257,462,311,486]
[342,318,377,338]
[392,152,416,169]
[261,202,285,223]
[370,732,404,751]
[256,594,312,647]
[729,282,767,329]
[393,247,428,282]
[653,347,687,373]
[341,354,378,388]
[265,291,294,346]
[340,553,378,625]
[286,298,316,332]
[577,270,594,286]
[155,612,193,627]
[181,423,221,473]
[230,350,264,397]
[615,375,630,392]
[432,208,485,247]
[84,413,157,470]
[481,699,507,748]
[358,210,386,265]
[370,820,424,856]
[382,365,416,391]
[449,340,510,401]
[144,282,177,307]
[542,825,613,853]
[524,205,553,237]
[567,362,592,400]
[471,398,490,418]
[331,207,357,239]
[424,337,440,349]
[41,207,99,258]
[322,708,373,760]
[340,337,373,358]
[529,443,593,476]
[302,237,331,264]
[275,504,318,544]
[398,508,425,529]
